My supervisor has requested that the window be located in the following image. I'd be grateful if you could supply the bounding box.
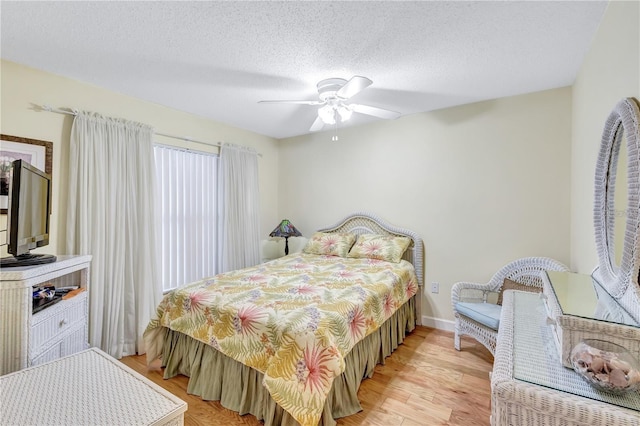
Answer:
[154,145,218,292]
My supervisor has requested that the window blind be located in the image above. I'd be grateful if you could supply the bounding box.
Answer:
[154,145,218,291]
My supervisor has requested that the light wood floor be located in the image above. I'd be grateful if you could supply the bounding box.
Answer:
[120,327,493,426]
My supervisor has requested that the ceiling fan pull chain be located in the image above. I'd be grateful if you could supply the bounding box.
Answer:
[332,119,339,141]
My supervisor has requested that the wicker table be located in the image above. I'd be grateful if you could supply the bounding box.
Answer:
[491,290,640,426]
[0,347,187,425]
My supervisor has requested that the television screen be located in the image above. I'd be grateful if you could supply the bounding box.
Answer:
[1,159,56,267]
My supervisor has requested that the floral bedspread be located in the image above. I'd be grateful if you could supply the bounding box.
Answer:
[144,253,418,426]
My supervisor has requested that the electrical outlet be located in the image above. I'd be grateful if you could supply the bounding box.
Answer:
[431,282,439,294]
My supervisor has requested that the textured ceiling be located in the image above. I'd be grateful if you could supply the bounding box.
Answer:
[1,1,608,139]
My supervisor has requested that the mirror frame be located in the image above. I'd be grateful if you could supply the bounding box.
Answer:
[593,97,640,302]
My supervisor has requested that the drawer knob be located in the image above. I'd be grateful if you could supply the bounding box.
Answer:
[59,319,68,327]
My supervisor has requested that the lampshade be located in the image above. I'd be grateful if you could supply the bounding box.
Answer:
[269,219,302,238]
[318,105,336,125]
[269,219,302,256]
[337,105,352,121]
[318,103,354,125]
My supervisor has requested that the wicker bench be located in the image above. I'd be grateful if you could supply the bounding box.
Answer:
[0,347,187,425]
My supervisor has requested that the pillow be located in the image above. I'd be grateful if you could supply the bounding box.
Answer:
[302,232,356,257]
[497,278,541,305]
[346,234,411,263]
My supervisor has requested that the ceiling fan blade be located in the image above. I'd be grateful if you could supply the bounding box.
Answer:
[350,104,401,120]
[309,116,324,132]
[336,76,372,99]
[258,100,324,105]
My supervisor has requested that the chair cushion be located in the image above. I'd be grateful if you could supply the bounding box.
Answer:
[455,302,502,331]
[497,278,541,305]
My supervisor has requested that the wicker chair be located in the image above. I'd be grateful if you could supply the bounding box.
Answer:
[451,257,570,356]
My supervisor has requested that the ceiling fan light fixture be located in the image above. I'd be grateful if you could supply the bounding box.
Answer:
[337,105,352,122]
[318,104,336,125]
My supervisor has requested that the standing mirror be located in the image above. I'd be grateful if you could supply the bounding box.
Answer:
[612,136,628,267]
[593,97,640,322]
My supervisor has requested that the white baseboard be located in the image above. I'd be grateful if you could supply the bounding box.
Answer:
[420,315,455,332]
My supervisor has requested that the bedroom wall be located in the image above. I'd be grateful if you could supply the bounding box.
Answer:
[570,0,640,274]
[0,59,281,257]
[278,87,572,327]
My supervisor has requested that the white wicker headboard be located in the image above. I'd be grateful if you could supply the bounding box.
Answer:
[317,211,424,290]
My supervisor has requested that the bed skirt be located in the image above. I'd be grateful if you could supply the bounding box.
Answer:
[159,295,416,426]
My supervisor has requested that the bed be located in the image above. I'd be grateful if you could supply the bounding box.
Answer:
[144,212,424,426]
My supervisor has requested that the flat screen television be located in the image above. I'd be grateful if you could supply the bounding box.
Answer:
[1,159,56,267]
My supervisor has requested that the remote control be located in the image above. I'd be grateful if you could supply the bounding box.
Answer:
[56,286,79,291]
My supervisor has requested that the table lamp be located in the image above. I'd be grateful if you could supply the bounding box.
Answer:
[269,219,302,255]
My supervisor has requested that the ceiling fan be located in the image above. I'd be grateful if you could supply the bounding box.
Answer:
[259,76,401,133]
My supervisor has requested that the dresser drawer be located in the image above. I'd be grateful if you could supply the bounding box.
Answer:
[31,322,87,367]
[31,336,63,366]
[31,292,87,354]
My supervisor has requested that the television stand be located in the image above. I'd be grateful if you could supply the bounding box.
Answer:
[0,255,91,374]
[0,253,57,268]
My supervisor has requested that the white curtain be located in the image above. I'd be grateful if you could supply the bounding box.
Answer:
[66,111,162,358]
[217,143,261,272]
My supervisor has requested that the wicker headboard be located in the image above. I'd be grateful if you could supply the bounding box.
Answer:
[318,212,424,289]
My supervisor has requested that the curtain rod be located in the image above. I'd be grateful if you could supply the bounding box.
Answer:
[40,105,262,156]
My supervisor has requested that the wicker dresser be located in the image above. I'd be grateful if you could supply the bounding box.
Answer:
[0,255,91,375]
[0,348,187,425]
[491,290,640,426]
